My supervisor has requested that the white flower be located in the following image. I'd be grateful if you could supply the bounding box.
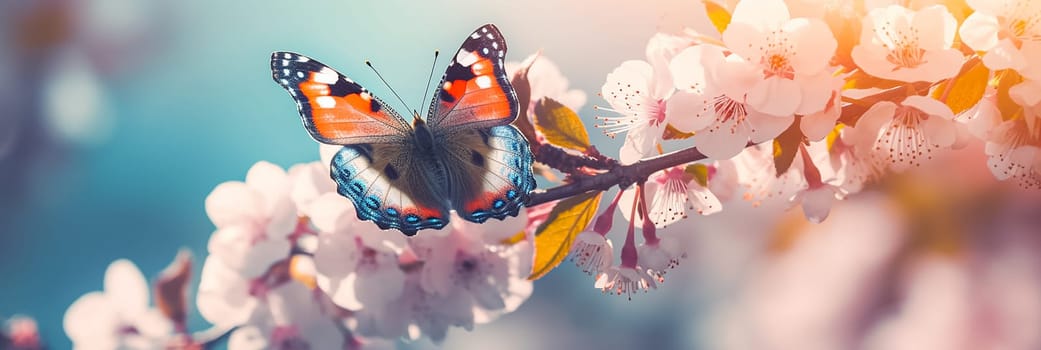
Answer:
[852,5,963,83]
[64,260,173,350]
[984,118,1041,189]
[722,143,809,207]
[205,161,298,278]
[506,53,587,112]
[595,266,658,300]
[313,227,406,311]
[720,0,838,116]
[568,231,614,275]
[959,0,1041,79]
[637,232,688,280]
[669,44,794,159]
[196,256,260,328]
[598,34,701,162]
[228,282,345,350]
[412,214,532,317]
[853,96,957,171]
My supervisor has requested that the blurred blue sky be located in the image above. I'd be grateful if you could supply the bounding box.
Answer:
[0,0,714,348]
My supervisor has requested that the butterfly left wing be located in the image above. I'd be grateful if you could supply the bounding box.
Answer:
[440,125,536,223]
[427,24,519,130]
[331,143,451,235]
[271,52,412,145]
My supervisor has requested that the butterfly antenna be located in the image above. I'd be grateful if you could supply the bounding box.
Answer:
[365,60,413,114]
[418,50,440,116]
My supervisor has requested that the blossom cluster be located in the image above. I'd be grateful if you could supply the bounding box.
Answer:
[575,0,1041,297]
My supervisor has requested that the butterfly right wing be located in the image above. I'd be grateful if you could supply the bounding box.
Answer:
[271,52,411,145]
[330,142,451,235]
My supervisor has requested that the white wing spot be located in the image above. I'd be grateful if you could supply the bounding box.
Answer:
[471,33,480,39]
[472,62,485,73]
[482,48,490,55]
[297,56,310,62]
[281,59,289,66]
[296,71,305,78]
[283,53,291,59]
[283,69,290,76]
[314,67,338,84]
[443,81,453,90]
[475,75,492,89]
[360,92,372,101]
[316,96,336,108]
[456,49,478,66]
[498,51,504,58]
[486,33,494,40]
[280,79,289,85]
[492,42,499,49]
[481,27,488,33]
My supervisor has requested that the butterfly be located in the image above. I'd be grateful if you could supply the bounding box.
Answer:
[270,24,536,236]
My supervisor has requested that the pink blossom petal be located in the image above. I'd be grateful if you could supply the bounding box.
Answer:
[669,45,724,92]
[917,49,965,82]
[801,187,835,223]
[958,13,999,52]
[795,72,838,116]
[103,259,149,319]
[722,23,766,63]
[911,5,957,50]
[747,77,801,117]
[922,115,957,148]
[1017,42,1041,81]
[717,56,762,101]
[666,90,712,132]
[695,119,753,159]
[63,292,119,347]
[729,0,790,31]
[982,39,1027,72]
[855,101,899,146]
[245,161,290,212]
[903,95,954,120]
[196,257,256,327]
[208,225,290,277]
[787,18,837,75]
[747,110,795,143]
[205,182,263,228]
[306,192,354,233]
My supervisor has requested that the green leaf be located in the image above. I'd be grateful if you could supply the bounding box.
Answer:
[685,163,710,187]
[703,1,732,34]
[534,98,591,152]
[931,57,988,115]
[528,191,602,280]
[772,118,804,176]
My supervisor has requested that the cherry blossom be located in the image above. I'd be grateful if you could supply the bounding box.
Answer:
[205,161,298,278]
[959,0,1041,78]
[569,231,615,275]
[597,34,701,161]
[984,118,1041,189]
[669,44,794,159]
[64,260,175,349]
[852,5,963,83]
[852,96,957,171]
[720,0,838,117]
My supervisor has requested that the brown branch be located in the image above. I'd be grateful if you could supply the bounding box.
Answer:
[527,145,714,207]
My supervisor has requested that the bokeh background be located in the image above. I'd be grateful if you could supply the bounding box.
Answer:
[3,0,1041,349]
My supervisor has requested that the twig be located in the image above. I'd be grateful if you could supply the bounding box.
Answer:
[527,145,714,207]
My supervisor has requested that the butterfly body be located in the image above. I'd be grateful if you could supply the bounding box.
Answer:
[272,24,535,235]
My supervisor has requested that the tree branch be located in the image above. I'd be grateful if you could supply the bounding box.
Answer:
[527,145,714,207]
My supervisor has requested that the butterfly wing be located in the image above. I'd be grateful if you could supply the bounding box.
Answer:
[330,142,450,235]
[439,125,536,223]
[427,24,519,130]
[271,52,411,145]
